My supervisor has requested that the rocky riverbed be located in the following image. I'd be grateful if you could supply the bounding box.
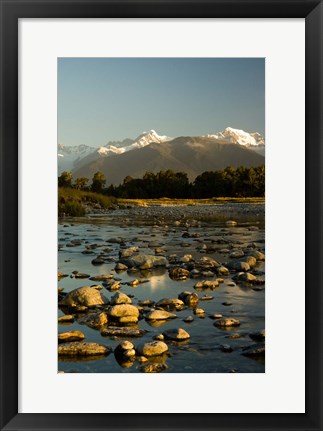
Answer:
[58,203,265,373]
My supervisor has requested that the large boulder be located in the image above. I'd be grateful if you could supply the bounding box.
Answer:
[58,341,110,356]
[58,331,85,343]
[59,286,105,307]
[137,341,168,357]
[110,292,132,305]
[108,304,139,318]
[195,256,220,270]
[101,327,147,337]
[119,254,168,270]
[168,267,190,280]
[119,247,139,258]
[79,312,108,329]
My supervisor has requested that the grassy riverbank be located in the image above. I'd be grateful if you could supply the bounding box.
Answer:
[58,187,264,216]
[58,188,117,216]
[119,197,265,207]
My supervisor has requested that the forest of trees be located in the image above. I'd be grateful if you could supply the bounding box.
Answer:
[58,165,265,199]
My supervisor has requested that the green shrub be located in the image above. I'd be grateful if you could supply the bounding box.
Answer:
[58,200,85,217]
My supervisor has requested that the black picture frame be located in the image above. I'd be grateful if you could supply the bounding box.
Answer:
[1,1,322,430]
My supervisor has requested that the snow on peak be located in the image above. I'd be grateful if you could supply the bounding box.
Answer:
[57,143,97,174]
[98,145,126,156]
[134,130,172,146]
[206,127,265,147]
[96,130,172,158]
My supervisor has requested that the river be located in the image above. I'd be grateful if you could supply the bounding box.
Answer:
[58,203,265,373]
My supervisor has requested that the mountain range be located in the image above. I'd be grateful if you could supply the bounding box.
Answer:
[58,127,265,185]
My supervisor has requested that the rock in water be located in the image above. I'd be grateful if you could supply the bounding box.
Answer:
[108,304,139,318]
[234,272,257,283]
[249,329,265,342]
[216,266,229,275]
[119,340,134,350]
[110,292,132,305]
[80,312,108,329]
[91,257,105,265]
[248,250,265,261]
[214,318,241,328]
[242,344,265,357]
[127,279,140,287]
[140,363,168,373]
[58,342,110,356]
[137,341,168,357]
[59,286,105,307]
[58,314,74,323]
[193,308,205,315]
[227,261,250,272]
[119,247,139,258]
[168,267,190,280]
[119,254,167,269]
[74,273,90,279]
[226,220,237,226]
[220,344,233,353]
[58,331,85,343]
[101,327,147,338]
[178,291,199,306]
[194,280,219,290]
[163,328,190,341]
[195,256,220,270]
[90,274,113,281]
[114,262,128,271]
[155,298,184,310]
[114,340,136,359]
[229,250,245,259]
[145,310,177,321]
[244,256,257,267]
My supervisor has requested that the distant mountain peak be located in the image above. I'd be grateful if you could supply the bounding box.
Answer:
[97,130,172,158]
[206,127,265,147]
[134,129,172,143]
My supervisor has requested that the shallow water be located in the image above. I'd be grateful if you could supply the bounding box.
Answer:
[58,205,265,373]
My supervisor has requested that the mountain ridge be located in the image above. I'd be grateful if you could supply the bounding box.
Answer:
[58,127,265,174]
[73,135,265,186]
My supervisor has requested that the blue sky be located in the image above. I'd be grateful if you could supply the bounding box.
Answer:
[58,58,265,147]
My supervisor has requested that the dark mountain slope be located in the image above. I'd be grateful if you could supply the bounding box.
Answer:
[73,136,265,185]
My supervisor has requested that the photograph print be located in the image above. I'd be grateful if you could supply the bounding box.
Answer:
[57,58,265,373]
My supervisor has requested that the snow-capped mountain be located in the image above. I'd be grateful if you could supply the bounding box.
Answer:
[97,130,172,157]
[74,135,265,185]
[205,127,265,156]
[58,127,265,175]
[58,144,96,174]
[206,127,265,146]
[58,130,171,174]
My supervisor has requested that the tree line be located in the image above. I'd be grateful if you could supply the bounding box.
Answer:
[58,165,265,198]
